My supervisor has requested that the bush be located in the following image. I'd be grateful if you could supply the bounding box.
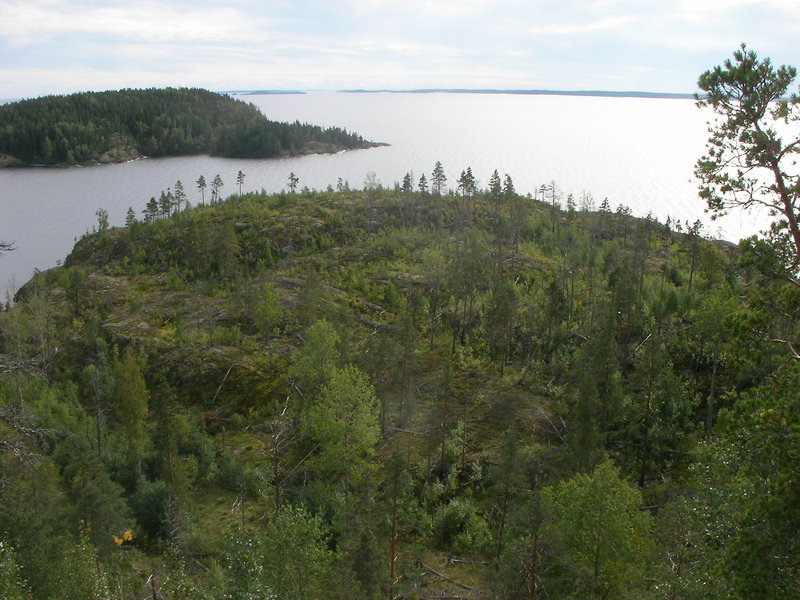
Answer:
[224,505,333,600]
[214,450,244,491]
[130,478,171,540]
[432,497,492,556]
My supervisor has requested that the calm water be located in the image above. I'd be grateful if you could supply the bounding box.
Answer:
[0,92,766,297]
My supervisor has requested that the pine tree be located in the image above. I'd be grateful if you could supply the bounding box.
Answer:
[489,169,502,214]
[502,173,515,197]
[696,44,800,268]
[95,208,109,232]
[254,282,281,348]
[143,197,159,223]
[289,319,341,397]
[457,167,476,197]
[173,179,187,210]
[307,365,380,493]
[288,171,299,193]
[196,175,206,204]
[401,172,413,193]
[158,189,173,217]
[431,161,447,194]
[213,221,240,279]
[541,461,655,599]
[211,174,224,203]
[113,348,150,484]
[125,206,137,227]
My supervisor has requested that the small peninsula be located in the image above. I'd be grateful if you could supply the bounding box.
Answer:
[0,87,381,167]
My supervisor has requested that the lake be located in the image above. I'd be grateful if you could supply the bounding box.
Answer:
[0,91,768,297]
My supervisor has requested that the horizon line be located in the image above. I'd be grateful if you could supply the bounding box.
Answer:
[229,88,699,99]
[2,87,700,103]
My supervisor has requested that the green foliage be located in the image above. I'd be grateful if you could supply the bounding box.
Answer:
[655,447,743,600]
[0,405,78,597]
[253,282,282,345]
[224,505,333,600]
[213,220,240,279]
[432,497,492,556]
[0,540,30,600]
[129,478,171,541]
[621,332,692,486]
[2,139,798,597]
[54,436,131,550]
[113,348,150,478]
[562,328,623,473]
[214,449,246,491]
[48,531,110,600]
[153,546,225,600]
[541,460,655,599]
[705,363,800,598]
[289,318,341,396]
[307,364,380,491]
[0,88,374,165]
[696,44,800,269]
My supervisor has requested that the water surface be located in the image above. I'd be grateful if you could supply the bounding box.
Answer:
[0,92,765,297]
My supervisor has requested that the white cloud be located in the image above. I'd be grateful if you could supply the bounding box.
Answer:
[527,14,637,36]
[0,0,799,97]
[0,0,272,45]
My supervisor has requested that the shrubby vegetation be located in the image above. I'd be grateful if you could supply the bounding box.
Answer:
[1,162,797,597]
[0,88,377,165]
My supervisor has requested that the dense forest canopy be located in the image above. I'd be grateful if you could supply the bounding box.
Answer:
[1,169,798,598]
[0,87,378,166]
[1,47,799,599]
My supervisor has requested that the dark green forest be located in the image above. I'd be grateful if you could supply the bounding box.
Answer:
[0,179,797,599]
[1,47,799,600]
[0,88,377,166]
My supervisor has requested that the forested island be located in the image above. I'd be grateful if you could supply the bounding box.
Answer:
[0,88,379,166]
[1,46,799,600]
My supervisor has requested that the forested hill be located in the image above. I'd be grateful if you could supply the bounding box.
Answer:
[2,177,798,599]
[0,87,379,166]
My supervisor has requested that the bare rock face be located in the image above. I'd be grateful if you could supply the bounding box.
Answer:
[0,153,22,167]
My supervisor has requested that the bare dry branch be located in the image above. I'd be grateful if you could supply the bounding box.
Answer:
[419,561,483,594]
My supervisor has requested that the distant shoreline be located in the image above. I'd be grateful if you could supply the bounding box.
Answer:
[227,90,307,96]
[7,89,699,102]
[229,88,699,100]
[338,88,698,100]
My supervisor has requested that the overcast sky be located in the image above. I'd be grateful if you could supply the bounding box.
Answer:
[1,0,798,98]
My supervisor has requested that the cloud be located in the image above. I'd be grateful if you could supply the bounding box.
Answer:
[0,0,273,45]
[527,15,637,36]
[0,0,799,97]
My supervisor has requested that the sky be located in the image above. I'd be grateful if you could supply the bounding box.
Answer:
[1,0,799,98]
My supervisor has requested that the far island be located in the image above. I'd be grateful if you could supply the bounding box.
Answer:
[0,87,382,167]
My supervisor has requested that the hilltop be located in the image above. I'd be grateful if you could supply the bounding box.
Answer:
[0,87,380,167]
[1,182,797,599]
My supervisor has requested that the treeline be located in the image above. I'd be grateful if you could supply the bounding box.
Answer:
[0,88,375,165]
[1,172,798,599]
